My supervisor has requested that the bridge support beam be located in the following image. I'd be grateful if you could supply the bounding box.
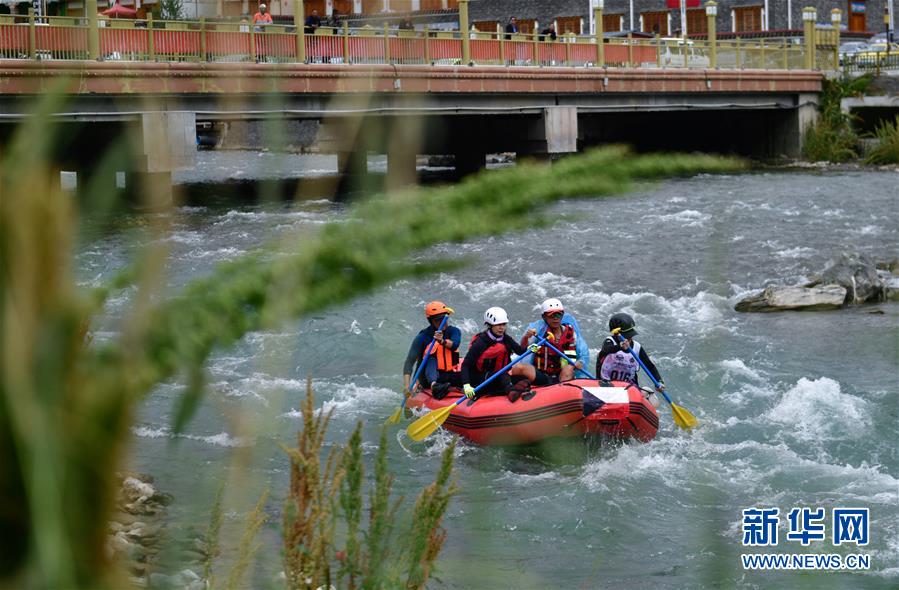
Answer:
[337,151,368,177]
[520,107,579,157]
[387,150,417,190]
[774,94,819,158]
[453,150,486,178]
[126,112,196,207]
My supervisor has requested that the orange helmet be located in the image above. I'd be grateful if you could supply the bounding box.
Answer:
[425,301,454,318]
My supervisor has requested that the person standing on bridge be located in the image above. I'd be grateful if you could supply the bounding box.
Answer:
[504,16,518,40]
[304,9,321,34]
[253,4,273,31]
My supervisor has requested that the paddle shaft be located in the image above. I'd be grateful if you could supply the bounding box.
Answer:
[404,314,450,406]
[539,339,596,379]
[455,336,549,407]
[611,331,675,406]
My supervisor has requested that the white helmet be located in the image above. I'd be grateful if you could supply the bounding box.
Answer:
[541,298,564,315]
[484,306,509,325]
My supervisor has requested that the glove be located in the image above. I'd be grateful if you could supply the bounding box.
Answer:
[656,383,666,393]
[463,384,476,399]
[527,343,539,354]
[559,357,569,367]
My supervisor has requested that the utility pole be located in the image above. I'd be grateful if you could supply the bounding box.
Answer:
[680,0,687,39]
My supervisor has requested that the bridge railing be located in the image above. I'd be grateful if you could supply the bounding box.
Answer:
[0,12,831,72]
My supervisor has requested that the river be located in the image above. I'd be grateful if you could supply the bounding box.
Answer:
[77,152,899,589]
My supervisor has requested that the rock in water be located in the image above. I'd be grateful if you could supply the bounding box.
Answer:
[814,253,885,304]
[734,284,847,312]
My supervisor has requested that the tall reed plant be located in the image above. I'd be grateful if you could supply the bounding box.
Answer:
[282,382,456,590]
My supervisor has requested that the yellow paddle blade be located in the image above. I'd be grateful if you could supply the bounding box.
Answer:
[671,403,698,430]
[385,406,403,425]
[406,404,455,441]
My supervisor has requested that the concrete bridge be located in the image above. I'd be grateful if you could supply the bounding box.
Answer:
[0,59,822,202]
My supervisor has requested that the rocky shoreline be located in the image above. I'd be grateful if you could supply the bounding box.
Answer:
[109,473,207,589]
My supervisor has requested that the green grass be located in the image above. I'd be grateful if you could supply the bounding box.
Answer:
[864,116,899,165]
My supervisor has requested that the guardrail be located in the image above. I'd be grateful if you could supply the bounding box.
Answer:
[0,13,832,71]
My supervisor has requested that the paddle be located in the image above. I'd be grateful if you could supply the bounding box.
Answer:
[387,313,451,424]
[539,338,597,379]
[406,336,548,441]
[611,329,698,430]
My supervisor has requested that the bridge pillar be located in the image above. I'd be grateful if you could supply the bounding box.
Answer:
[128,172,175,210]
[127,112,196,207]
[453,150,486,178]
[774,94,819,158]
[337,151,368,177]
[387,150,417,190]
[522,107,578,157]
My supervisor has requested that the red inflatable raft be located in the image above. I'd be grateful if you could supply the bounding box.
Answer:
[406,379,659,446]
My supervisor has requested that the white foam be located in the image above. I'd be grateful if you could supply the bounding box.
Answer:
[765,377,871,441]
[132,426,251,447]
[774,246,815,260]
[282,381,399,419]
[579,442,683,492]
[719,359,766,383]
[655,209,711,227]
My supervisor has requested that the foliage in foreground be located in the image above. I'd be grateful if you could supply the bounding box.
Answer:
[0,96,744,588]
[283,384,456,590]
[802,75,871,162]
[863,116,899,165]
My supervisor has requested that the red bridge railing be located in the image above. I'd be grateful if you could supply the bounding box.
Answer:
[0,15,827,71]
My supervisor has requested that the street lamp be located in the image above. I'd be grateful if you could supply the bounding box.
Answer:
[803,7,817,70]
[832,9,842,68]
[593,0,605,67]
[706,1,717,69]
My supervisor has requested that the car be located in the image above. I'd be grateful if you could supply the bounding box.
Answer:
[839,41,869,64]
[853,42,899,67]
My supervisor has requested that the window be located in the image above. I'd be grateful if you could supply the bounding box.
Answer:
[361,0,383,14]
[602,14,623,33]
[517,18,538,34]
[472,20,499,33]
[641,11,669,36]
[733,6,762,32]
[556,16,582,35]
[389,0,412,12]
[686,8,707,34]
[332,0,354,15]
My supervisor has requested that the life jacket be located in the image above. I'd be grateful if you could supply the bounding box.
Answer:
[534,324,577,375]
[423,340,459,372]
[470,331,511,376]
[599,339,642,384]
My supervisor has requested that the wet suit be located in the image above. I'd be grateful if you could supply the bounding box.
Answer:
[461,330,528,396]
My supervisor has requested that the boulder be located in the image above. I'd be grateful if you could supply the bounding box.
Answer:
[734,284,847,312]
[809,253,885,304]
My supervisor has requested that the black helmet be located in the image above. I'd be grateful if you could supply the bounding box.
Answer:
[609,312,637,338]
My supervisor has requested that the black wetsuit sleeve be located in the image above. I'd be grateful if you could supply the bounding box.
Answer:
[403,332,427,375]
[638,347,664,385]
[595,337,617,375]
[505,334,527,356]
[461,334,487,384]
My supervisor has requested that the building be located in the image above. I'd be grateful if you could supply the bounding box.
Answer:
[467,1,893,37]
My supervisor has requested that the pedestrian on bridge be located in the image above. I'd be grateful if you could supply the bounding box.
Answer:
[253,4,273,31]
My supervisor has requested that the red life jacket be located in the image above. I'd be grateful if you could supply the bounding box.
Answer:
[470,332,511,375]
[423,341,459,372]
[535,324,577,375]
